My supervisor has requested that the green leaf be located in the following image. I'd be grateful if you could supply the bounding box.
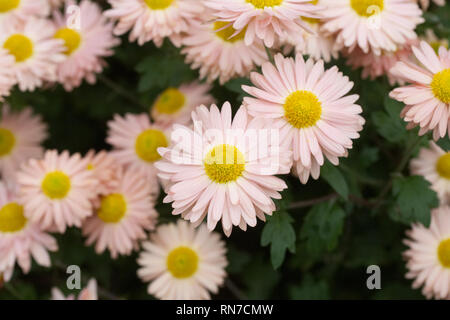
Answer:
[290,275,330,300]
[261,211,296,269]
[372,96,411,143]
[321,161,349,199]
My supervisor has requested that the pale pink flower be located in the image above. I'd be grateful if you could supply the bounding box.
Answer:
[84,150,121,196]
[403,206,450,300]
[422,29,448,53]
[105,0,204,47]
[151,81,215,126]
[17,150,98,233]
[415,0,445,10]
[0,49,15,100]
[52,278,98,300]
[156,102,292,236]
[243,53,365,184]
[0,182,58,282]
[0,0,50,28]
[137,220,227,300]
[390,41,450,140]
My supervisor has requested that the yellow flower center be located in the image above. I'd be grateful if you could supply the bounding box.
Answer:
[351,0,384,17]
[204,144,245,184]
[153,88,186,115]
[431,68,450,104]
[0,128,15,157]
[135,129,168,163]
[41,171,71,199]
[166,246,199,279]
[97,193,127,223]
[3,34,33,63]
[438,238,450,268]
[54,28,82,56]
[436,153,450,179]
[0,202,26,233]
[144,0,173,10]
[283,90,322,129]
[0,0,20,13]
[87,163,94,170]
[213,21,246,43]
[246,0,283,9]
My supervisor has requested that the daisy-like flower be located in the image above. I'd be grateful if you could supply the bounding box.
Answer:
[0,182,58,282]
[321,0,423,55]
[403,206,450,300]
[84,150,121,196]
[17,150,98,233]
[243,53,365,184]
[390,41,450,141]
[415,0,445,10]
[0,104,48,182]
[204,0,321,48]
[82,167,158,259]
[422,28,448,54]
[0,0,50,28]
[52,278,98,300]
[105,0,204,47]
[151,81,215,126]
[181,18,268,84]
[52,0,120,91]
[137,220,227,300]
[0,18,65,91]
[411,142,450,205]
[156,102,292,236]
[0,48,15,100]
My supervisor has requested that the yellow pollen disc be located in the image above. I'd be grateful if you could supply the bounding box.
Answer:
[167,246,199,279]
[438,238,450,268]
[431,68,450,104]
[0,0,20,13]
[0,128,15,157]
[3,34,33,63]
[351,0,384,17]
[97,193,127,223]
[144,0,173,10]
[54,28,82,56]
[153,88,186,115]
[135,129,168,163]
[436,153,450,180]
[0,202,26,233]
[86,163,94,170]
[283,90,322,129]
[204,144,245,184]
[213,21,246,43]
[246,0,283,9]
[41,171,71,200]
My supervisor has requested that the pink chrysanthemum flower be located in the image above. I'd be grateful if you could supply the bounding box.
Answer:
[105,0,204,47]
[204,0,321,48]
[84,150,121,196]
[0,104,48,182]
[181,18,268,84]
[403,206,450,300]
[82,167,158,259]
[243,53,365,184]
[321,0,423,55]
[52,0,120,91]
[0,48,15,100]
[390,41,450,141]
[0,0,50,28]
[415,0,445,10]
[52,278,98,300]
[156,102,292,236]
[151,81,215,126]
[137,220,227,300]
[411,142,450,205]
[17,150,98,233]
[0,18,65,91]
[0,182,58,282]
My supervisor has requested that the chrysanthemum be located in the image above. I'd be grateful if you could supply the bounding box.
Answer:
[415,0,445,10]
[105,0,204,47]
[17,150,98,233]
[0,104,48,182]
[0,0,50,28]
[390,41,450,141]
[422,28,448,54]
[403,206,450,300]
[156,102,292,236]
[321,0,423,55]
[0,182,58,282]
[151,81,215,126]
[411,142,450,205]
[0,18,65,91]
[0,48,15,100]
[137,220,227,300]
[243,53,365,184]
[82,167,158,259]
[181,18,268,84]
[51,278,98,300]
[52,0,120,91]
[204,0,321,48]
[84,150,121,196]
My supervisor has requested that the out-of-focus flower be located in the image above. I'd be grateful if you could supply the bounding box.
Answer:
[83,150,121,196]
[415,0,445,10]
[422,29,449,54]
[0,49,15,100]
[0,0,50,28]
[52,278,98,300]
